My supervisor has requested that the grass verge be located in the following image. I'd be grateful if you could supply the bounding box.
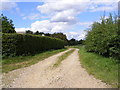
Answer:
[2,48,67,73]
[53,49,75,67]
[73,45,119,88]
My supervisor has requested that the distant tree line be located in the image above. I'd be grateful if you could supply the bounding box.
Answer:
[1,14,84,46]
[26,30,67,41]
[68,38,84,46]
[25,30,84,45]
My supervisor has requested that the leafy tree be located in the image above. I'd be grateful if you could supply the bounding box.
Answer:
[25,30,33,34]
[34,31,39,35]
[1,14,16,33]
[34,31,51,36]
[85,14,120,59]
[39,32,44,35]
[51,33,68,41]
[68,38,78,45]
[44,33,51,36]
[78,39,84,44]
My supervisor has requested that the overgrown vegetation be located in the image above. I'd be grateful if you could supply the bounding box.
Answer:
[2,48,67,73]
[53,49,75,67]
[2,33,65,58]
[73,45,119,87]
[72,13,119,88]
[85,14,120,59]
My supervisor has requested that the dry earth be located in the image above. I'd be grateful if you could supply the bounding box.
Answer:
[2,48,110,88]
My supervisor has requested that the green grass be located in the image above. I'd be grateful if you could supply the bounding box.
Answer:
[73,45,119,88]
[53,49,75,67]
[2,48,67,73]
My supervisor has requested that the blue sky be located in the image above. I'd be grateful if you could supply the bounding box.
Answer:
[1,0,118,40]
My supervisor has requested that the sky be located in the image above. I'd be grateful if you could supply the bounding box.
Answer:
[1,0,119,40]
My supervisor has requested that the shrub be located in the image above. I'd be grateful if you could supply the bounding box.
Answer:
[85,14,120,59]
[2,33,65,58]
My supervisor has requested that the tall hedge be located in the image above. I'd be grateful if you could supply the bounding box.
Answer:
[2,33,65,58]
[85,14,120,60]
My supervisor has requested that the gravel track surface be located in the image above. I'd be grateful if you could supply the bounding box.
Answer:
[2,48,110,88]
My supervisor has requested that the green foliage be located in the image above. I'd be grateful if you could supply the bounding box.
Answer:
[51,33,68,41]
[68,38,84,46]
[44,33,51,36]
[34,31,40,35]
[34,31,44,35]
[2,33,65,58]
[1,14,16,33]
[74,46,119,87]
[51,32,68,45]
[85,14,120,59]
[68,38,77,45]
[2,48,67,73]
[25,30,33,34]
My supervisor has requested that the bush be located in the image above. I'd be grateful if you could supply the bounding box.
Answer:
[85,14,120,59]
[2,33,65,58]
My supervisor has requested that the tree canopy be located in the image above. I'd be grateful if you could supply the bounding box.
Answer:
[85,14,120,59]
[25,30,33,34]
[68,38,84,45]
[51,33,68,41]
[1,14,16,33]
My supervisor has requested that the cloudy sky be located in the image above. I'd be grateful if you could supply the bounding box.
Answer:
[1,0,119,40]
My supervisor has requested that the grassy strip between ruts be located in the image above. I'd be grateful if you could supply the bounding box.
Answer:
[53,49,75,67]
[2,48,67,73]
[73,45,119,88]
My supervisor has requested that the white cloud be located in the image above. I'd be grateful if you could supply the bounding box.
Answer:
[1,0,10,2]
[35,0,91,40]
[22,13,50,20]
[79,22,93,28]
[69,32,78,35]
[37,0,118,14]
[89,5,117,12]
[16,0,119,40]
[51,25,64,32]
[50,9,77,24]
[1,2,17,10]
[31,20,52,32]
[90,0,119,5]
[30,20,70,33]
[77,31,87,40]
[65,30,87,40]
[23,13,41,20]
[87,0,118,12]
[37,0,89,14]
[15,28,31,32]
[36,0,90,27]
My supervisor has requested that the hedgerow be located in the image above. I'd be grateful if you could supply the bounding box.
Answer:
[2,33,65,58]
[85,14,120,60]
